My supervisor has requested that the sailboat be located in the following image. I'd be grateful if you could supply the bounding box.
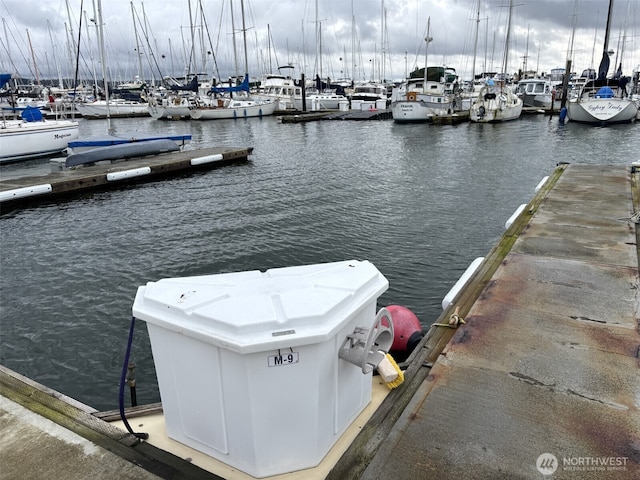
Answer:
[59,1,191,168]
[1,74,80,163]
[290,0,348,111]
[76,4,149,119]
[188,0,277,120]
[566,0,638,124]
[189,77,277,120]
[469,0,523,123]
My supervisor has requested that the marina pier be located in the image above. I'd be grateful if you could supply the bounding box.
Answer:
[1,162,638,479]
[0,146,253,210]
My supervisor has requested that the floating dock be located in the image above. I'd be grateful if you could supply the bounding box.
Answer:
[0,146,253,211]
[278,108,393,123]
[334,163,640,480]
[1,163,638,479]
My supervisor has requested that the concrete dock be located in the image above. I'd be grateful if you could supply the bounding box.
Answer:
[332,163,640,479]
[1,164,638,479]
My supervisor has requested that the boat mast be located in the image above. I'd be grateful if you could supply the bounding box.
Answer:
[65,0,78,64]
[351,0,355,83]
[130,2,145,83]
[316,0,320,79]
[26,29,41,86]
[47,20,65,90]
[561,0,579,109]
[95,0,112,133]
[84,10,99,104]
[522,24,530,75]
[229,0,239,80]
[380,0,384,83]
[502,0,514,83]
[423,17,432,91]
[470,0,480,86]
[240,0,249,80]
[187,0,196,77]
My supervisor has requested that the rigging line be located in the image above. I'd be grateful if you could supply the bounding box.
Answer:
[72,0,84,112]
[199,0,221,82]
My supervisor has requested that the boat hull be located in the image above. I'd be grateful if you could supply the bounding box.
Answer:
[291,95,344,111]
[566,97,638,124]
[469,88,523,123]
[391,101,435,123]
[0,120,79,163]
[148,105,192,120]
[391,96,454,123]
[148,97,195,119]
[76,101,150,118]
[189,100,277,120]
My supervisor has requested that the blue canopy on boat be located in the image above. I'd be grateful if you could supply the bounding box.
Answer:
[170,76,199,92]
[21,106,44,122]
[595,86,614,98]
[210,75,249,94]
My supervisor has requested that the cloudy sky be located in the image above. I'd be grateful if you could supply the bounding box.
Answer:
[1,0,639,86]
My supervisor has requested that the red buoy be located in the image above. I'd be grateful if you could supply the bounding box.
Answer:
[385,305,424,354]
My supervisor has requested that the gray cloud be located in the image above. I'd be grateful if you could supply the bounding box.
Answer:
[2,0,638,86]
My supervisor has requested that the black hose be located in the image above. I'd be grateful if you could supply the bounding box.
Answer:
[118,316,149,439]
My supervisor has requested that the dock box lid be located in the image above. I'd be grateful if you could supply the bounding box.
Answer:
[132,260,388,353]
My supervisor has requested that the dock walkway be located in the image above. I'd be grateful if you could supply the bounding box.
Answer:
[335,164,640,479]
[0,146,252,211]
[1,164,638,479]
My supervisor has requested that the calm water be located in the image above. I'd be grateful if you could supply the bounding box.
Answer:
[1,114,638,410]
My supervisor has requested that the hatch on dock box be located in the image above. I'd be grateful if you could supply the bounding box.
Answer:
[132,259,388,478]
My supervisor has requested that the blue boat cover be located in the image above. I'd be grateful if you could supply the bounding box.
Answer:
[0,73,10,88]
[21,106,44,122]
[595,86,614,98]
[210,74,249,94]
[171,77,199,92]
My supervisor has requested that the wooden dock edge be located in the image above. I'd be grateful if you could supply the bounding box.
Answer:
[0,365,223,479]
[326,163,569,480]
[0,147,253,212]
[630,164,640,271]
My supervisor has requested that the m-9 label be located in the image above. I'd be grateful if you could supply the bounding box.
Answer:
[268,352,299,367]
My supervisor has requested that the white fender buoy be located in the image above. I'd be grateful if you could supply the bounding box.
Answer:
[106,167,151,181]
[505,204,527,230]
[190,154,224,166]
[0,184,52,202]
[442,257,484,311]
[535,176,549,193]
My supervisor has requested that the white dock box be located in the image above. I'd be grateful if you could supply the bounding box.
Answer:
[132,260,388,478]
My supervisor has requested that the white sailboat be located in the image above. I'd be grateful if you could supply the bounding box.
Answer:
[290,1,347,111]
[566,0,638,124]
[59,1,191,168]
[189,0,276,120]
[0,74,79,163]
[469,0,522,123]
